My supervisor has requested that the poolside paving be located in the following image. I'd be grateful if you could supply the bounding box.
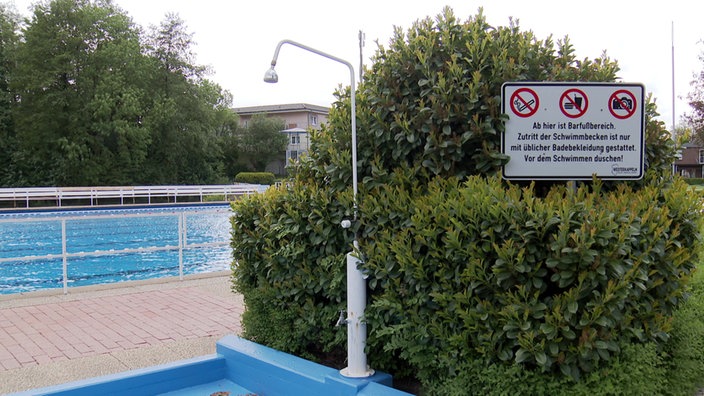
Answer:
[0,271,244,394]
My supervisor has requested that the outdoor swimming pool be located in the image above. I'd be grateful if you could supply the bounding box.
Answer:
[0,205,232,294]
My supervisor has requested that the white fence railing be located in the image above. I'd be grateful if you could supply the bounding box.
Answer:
[0,184,268,208]
[0,208,232,294]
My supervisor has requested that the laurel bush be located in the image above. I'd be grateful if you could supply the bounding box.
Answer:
[361,174,702,381]
[424,263,704,395]
[230,180,353,359]
[230,6,702,393]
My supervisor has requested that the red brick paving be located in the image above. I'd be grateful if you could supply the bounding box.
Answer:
[0,287,243,371]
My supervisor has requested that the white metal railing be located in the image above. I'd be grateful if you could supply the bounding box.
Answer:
[0,208,231,294]
[0,184,268,208]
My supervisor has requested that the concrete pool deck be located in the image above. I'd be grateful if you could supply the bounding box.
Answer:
[0,271,243,394]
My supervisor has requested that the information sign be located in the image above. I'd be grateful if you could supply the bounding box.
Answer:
[501,82,645,180]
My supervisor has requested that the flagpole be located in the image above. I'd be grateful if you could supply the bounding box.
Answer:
[671,21,676,133]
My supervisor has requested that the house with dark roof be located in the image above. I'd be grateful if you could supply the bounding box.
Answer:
[233,103,329,175]
[674,142,704,178]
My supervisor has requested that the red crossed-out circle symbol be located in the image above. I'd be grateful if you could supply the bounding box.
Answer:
[509,88,539,118]
[560,89,588,118]
[609,90,637,119]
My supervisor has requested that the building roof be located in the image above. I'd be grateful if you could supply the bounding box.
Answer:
[232,103,330,116]
[281,127,308,133]
[682,142,702,148]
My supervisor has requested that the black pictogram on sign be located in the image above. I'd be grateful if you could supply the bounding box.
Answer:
[509,88,539,118]
[560,89,588,118]
[609,90,637,120]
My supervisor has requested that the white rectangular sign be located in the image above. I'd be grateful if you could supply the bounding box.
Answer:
[501,82,645,180]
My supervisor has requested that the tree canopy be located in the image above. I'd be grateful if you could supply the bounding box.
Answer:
[0,0,286,187]
[685,44,704,144]
[235,114,288,172]
[0,3,19,186]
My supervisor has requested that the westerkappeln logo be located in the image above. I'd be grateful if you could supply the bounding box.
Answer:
[611,164,638,175]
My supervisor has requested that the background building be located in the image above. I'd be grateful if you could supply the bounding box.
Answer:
[233,103,329,175]
[674,142,704,178]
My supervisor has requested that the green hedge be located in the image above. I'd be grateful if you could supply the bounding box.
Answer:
[424,341,668,395]
[234,172,275,185]
[684,178,704,186]
[231,172,703,385]
[230,181,353,359]
[425,262,704,395]
[359,174,702,381]
[229,7,702,393]
[663,257,704,395]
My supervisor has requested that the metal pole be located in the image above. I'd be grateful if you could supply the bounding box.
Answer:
[61,219,68,294]
[178,213,184,280]
[671,21,676,134]
[359,30,365,83]
[344,240,368,377]
[266,39,371,378]
[182,213,188,250]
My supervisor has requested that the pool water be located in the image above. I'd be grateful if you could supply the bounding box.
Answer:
[0,205,232,294]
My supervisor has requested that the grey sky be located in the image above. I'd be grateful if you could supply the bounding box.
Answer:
[8,0,703,127]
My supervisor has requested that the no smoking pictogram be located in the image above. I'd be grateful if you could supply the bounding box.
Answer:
[509,88,539,118]
[560,89,588,118]
[609,90,637,119]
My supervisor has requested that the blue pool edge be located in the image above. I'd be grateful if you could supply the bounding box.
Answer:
[10,335,414,396]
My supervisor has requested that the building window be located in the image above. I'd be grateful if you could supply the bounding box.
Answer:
[290,150,298,161]
[311,115,318,126]
[291,135,300,144]
[699,149,704,164]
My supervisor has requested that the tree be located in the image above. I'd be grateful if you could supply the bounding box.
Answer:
[3,2,234,186]
[145,12,206,90]
[234,114,288,172]
[212,90,243,180]
[12,0,149,186]
[685,43,704,143]
[0,3,20,186]
[140,13,228,184]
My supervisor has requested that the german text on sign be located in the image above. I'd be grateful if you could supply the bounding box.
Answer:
[501,82,645,180]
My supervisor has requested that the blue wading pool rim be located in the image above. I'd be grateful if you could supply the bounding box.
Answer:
[10,335,414,396]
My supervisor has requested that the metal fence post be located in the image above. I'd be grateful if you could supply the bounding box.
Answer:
[178,213,184,280]
[61,219,68,294]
